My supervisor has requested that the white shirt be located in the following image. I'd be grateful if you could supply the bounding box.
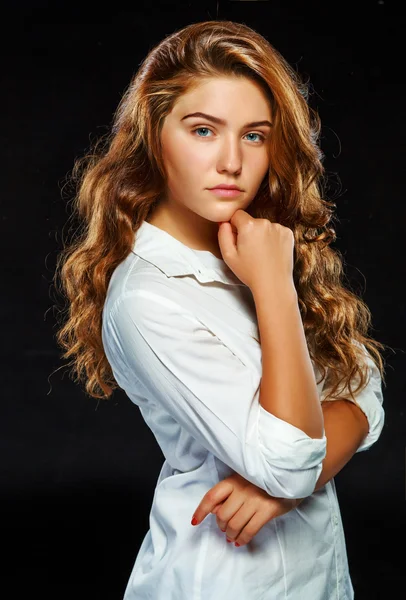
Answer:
[101,220,385,600]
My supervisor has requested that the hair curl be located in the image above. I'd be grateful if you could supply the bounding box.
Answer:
[53,20,387,402]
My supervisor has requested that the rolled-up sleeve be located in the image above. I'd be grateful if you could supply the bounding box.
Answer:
[320,341,385,452]
[102,285,327,499]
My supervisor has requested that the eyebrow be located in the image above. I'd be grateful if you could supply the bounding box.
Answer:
[181,112,273,129]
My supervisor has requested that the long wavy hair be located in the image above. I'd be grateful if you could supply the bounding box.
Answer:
[53,19,387,401]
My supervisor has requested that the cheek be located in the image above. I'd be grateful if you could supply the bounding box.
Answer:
[251,151,270,180]
[178,137,209,166]
[166,135,208,174]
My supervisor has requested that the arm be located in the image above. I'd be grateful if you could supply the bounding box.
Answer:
[290,341,384,497]
[313,398,369,491]
[253,280,324,439]
[103,284,326,499]
[192,397,371,538]
[321,340,385,455]
[193,347,383,532]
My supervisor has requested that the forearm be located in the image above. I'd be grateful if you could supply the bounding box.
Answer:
[252,280,324,439]
[313,398,369,491]
[227,400,368,505]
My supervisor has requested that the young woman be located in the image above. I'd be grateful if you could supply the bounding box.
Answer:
[55,20,386,599]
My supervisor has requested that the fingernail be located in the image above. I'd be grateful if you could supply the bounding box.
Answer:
[235,542,240,547]
[191,517,198,526]
[226,538,232,543]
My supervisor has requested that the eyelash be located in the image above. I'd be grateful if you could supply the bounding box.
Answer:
[191,126,266,144]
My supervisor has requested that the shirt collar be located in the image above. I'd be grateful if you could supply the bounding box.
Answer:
[131,220,246,286]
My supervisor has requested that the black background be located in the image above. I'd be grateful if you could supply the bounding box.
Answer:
[1,1,405,598]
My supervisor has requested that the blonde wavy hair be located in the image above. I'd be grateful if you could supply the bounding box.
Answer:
[53,20,387,401]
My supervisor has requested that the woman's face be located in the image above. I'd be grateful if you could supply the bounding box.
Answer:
[154,76,273,253]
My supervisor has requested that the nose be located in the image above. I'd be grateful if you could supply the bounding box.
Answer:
[217,135,243,175]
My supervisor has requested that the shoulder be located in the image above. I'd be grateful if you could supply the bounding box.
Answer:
[105,259,198,332]
[105,252,181,315]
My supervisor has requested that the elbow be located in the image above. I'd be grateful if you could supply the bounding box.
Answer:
[263,460,324,499]
[255,404,327,497]
[257,436,327,498]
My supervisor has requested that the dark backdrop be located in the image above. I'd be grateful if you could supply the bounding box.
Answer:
[1,1,404,598]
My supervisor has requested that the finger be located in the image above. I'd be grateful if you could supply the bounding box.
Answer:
[218,221,237,258]
[216,496,247,534]
[217,501,255,542]
[233,508,274,547]
[191,483,233,525]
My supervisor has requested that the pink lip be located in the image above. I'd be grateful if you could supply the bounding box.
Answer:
[210,185,242,190]
[208,188,242,197]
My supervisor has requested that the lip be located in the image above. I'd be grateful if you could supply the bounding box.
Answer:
[209,185,242,190]
[208,188,242,197]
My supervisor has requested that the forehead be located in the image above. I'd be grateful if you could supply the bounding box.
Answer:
[173,76,272,117]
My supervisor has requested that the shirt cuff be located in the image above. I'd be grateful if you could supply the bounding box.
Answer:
[257,404,327,470]
[322,394,385,453]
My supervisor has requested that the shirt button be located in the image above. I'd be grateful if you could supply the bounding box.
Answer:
[333,515,339,526]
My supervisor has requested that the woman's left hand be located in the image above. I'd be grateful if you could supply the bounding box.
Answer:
[191,472,304,547]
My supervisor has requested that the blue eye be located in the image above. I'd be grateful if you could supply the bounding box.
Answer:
[245,132,264,143]
[192,127,265,143]
[194,127,212,138]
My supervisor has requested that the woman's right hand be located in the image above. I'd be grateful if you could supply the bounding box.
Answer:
[191,471,304,548]
[217,209,296,292]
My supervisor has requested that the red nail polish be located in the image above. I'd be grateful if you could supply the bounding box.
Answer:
[235,543,240,547]
[226,538,232,543]
[191,517,198,526]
